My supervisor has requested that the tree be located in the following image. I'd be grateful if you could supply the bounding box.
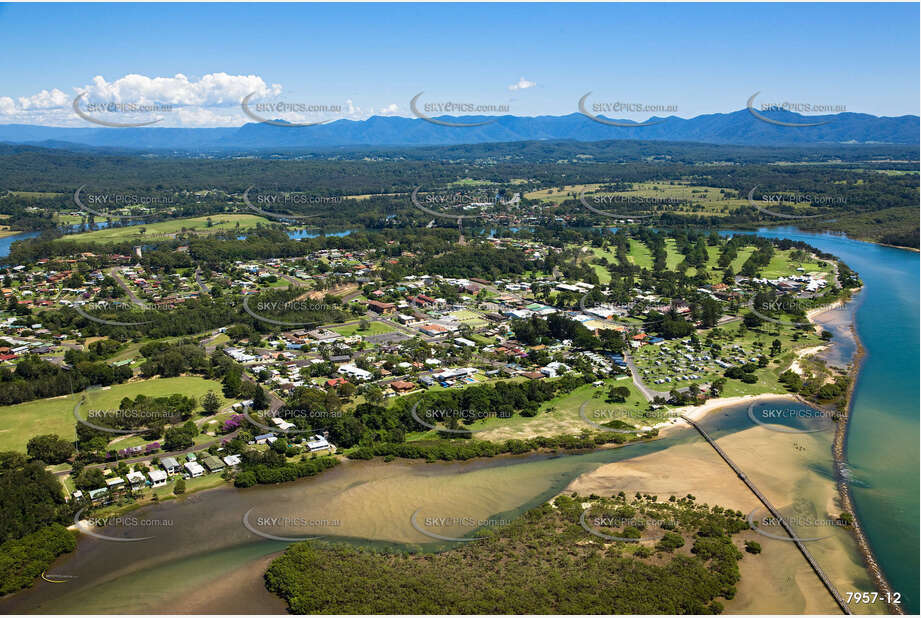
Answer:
[607,386,630,403]
[358,319,371,332]
[770,339,782,356]
[742,312,763,328]
[163,426,194,451]
[26,434,74,464]
[657,532,685,552]
[74,467,106,490]
[252,385,270,411]
[222,369,242,398]
[201,390,221,415]
[744,540,762,554]
[173,478,186,495]
[363,385,384,405]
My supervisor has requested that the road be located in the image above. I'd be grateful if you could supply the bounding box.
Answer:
[240,370,285,413]
[680,414,852,615]
[624,352,670,401]
[194,267,212,295]
[106,267,146,307]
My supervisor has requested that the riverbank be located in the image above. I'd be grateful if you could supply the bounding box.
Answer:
[656,393,798,436]
[822,301,903,614]
[796,290,902,613]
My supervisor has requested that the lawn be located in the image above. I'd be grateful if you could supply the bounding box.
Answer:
[448,309,489,328]
[57,214,271,244]
[759,249,836,279]
[663,239,685,271]
[330,321,395,337]
[555,181,747,216]
[628,239,653,269]
[0,377,229,453]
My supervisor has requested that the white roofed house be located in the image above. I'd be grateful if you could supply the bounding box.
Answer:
[105,477,126,492]
[337,364,372,381]
[148,469,168,487]
[126,471,147,490]
[306,434,333,453]
[161,457,181,474]
[184,461,205,478]
[222,454,243,467]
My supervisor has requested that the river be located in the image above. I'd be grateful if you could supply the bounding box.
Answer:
[0,231,39,258]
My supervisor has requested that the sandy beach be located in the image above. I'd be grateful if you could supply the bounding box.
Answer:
[654,392,798,436]
[790,345,830,376]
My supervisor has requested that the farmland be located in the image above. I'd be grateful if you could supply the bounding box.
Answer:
[56,214,271,243]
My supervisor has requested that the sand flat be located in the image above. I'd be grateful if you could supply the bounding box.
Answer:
[566,401,886,615]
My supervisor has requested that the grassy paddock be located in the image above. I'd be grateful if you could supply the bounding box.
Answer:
[57,214,271,243]
[0,376,228,453]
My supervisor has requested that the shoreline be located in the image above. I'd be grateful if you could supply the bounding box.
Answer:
[654,393,798,437]
[800,287,901,614]
[823,299,904,614]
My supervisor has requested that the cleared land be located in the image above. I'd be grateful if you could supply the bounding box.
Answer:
[407,379,655,443]
[0,376,228,452]
[330,321,395,337]
[57,214,271,243]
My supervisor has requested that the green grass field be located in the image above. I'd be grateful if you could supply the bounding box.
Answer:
[627,239,653,269]
[0,377,229,452]
[57,214,271,244]
[331,321,395,337]
[524,184,600,204]
[448,309,489,328]
[590,240,833,284]
[534,180,748,215]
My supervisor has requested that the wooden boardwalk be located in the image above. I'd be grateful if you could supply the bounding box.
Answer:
[680,415,852,615]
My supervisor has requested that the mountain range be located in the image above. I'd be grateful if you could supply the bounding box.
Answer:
[0,109,917,152]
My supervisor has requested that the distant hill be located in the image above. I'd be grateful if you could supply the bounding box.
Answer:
[0,109,917,152]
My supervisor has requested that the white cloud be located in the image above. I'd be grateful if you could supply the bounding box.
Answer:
[17,88,70,110]
[78,73,281,106]
[508,77,536,91]
[0,73,395,127]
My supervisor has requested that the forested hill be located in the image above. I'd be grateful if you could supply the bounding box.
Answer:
[0,108,918,151]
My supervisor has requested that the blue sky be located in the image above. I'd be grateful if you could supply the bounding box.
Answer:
[0,2,917,126]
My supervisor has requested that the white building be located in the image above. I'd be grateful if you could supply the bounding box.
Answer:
[338,364,373,381]
[307,435,332,452]
[126,471,146,490]
[148,469,168,487]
